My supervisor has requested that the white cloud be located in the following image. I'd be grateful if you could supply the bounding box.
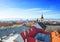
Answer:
[0,8,53,20]
[0,8,49,18]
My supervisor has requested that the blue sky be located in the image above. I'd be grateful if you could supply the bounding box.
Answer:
[0,0,60,20]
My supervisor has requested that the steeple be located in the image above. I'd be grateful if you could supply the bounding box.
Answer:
[41,14,43,19]
[40,14,44,22]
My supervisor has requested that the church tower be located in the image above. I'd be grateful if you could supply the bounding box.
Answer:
[40,14,44,22]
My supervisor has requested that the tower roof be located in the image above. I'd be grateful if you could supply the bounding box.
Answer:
[41,14,44,19]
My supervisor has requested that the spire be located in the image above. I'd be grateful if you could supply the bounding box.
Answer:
[41,14,44,19]
[40,14,44,22]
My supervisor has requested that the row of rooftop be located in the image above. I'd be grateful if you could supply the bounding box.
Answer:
[0,20,60,28]
[0,14,60,29]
